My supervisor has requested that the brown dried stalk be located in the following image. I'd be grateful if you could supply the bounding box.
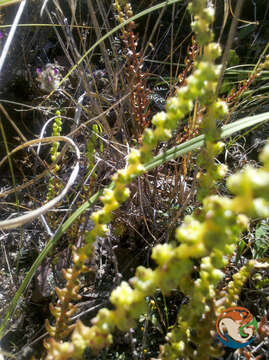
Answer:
[114,1,151,138]
[177,37,199,87]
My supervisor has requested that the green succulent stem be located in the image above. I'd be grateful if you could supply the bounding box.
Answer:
[42,1,269,359]
[47,110,63,202]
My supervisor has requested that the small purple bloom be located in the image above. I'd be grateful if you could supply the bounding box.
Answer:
[36,67,42,74]
[53,68,59,75]
[92,70,106,79]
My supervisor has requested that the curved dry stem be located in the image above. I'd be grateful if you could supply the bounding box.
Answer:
[0,136,80,230]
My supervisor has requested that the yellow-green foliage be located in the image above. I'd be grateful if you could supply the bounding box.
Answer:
[46,141,269,359]
[86,123,103,181]
[46,110,63,201]
[44,1,268,359]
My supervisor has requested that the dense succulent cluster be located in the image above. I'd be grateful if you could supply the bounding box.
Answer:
[45,139,269,359]
[43,1,268,359]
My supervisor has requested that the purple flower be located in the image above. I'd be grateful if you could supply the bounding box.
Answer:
[92,70,106,79]
[36,67,42,74]
[53,68,59,75]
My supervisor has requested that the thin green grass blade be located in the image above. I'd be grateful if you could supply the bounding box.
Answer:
[146,111,269,170]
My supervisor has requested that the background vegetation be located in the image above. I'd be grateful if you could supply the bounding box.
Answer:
[0,0,268,359]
